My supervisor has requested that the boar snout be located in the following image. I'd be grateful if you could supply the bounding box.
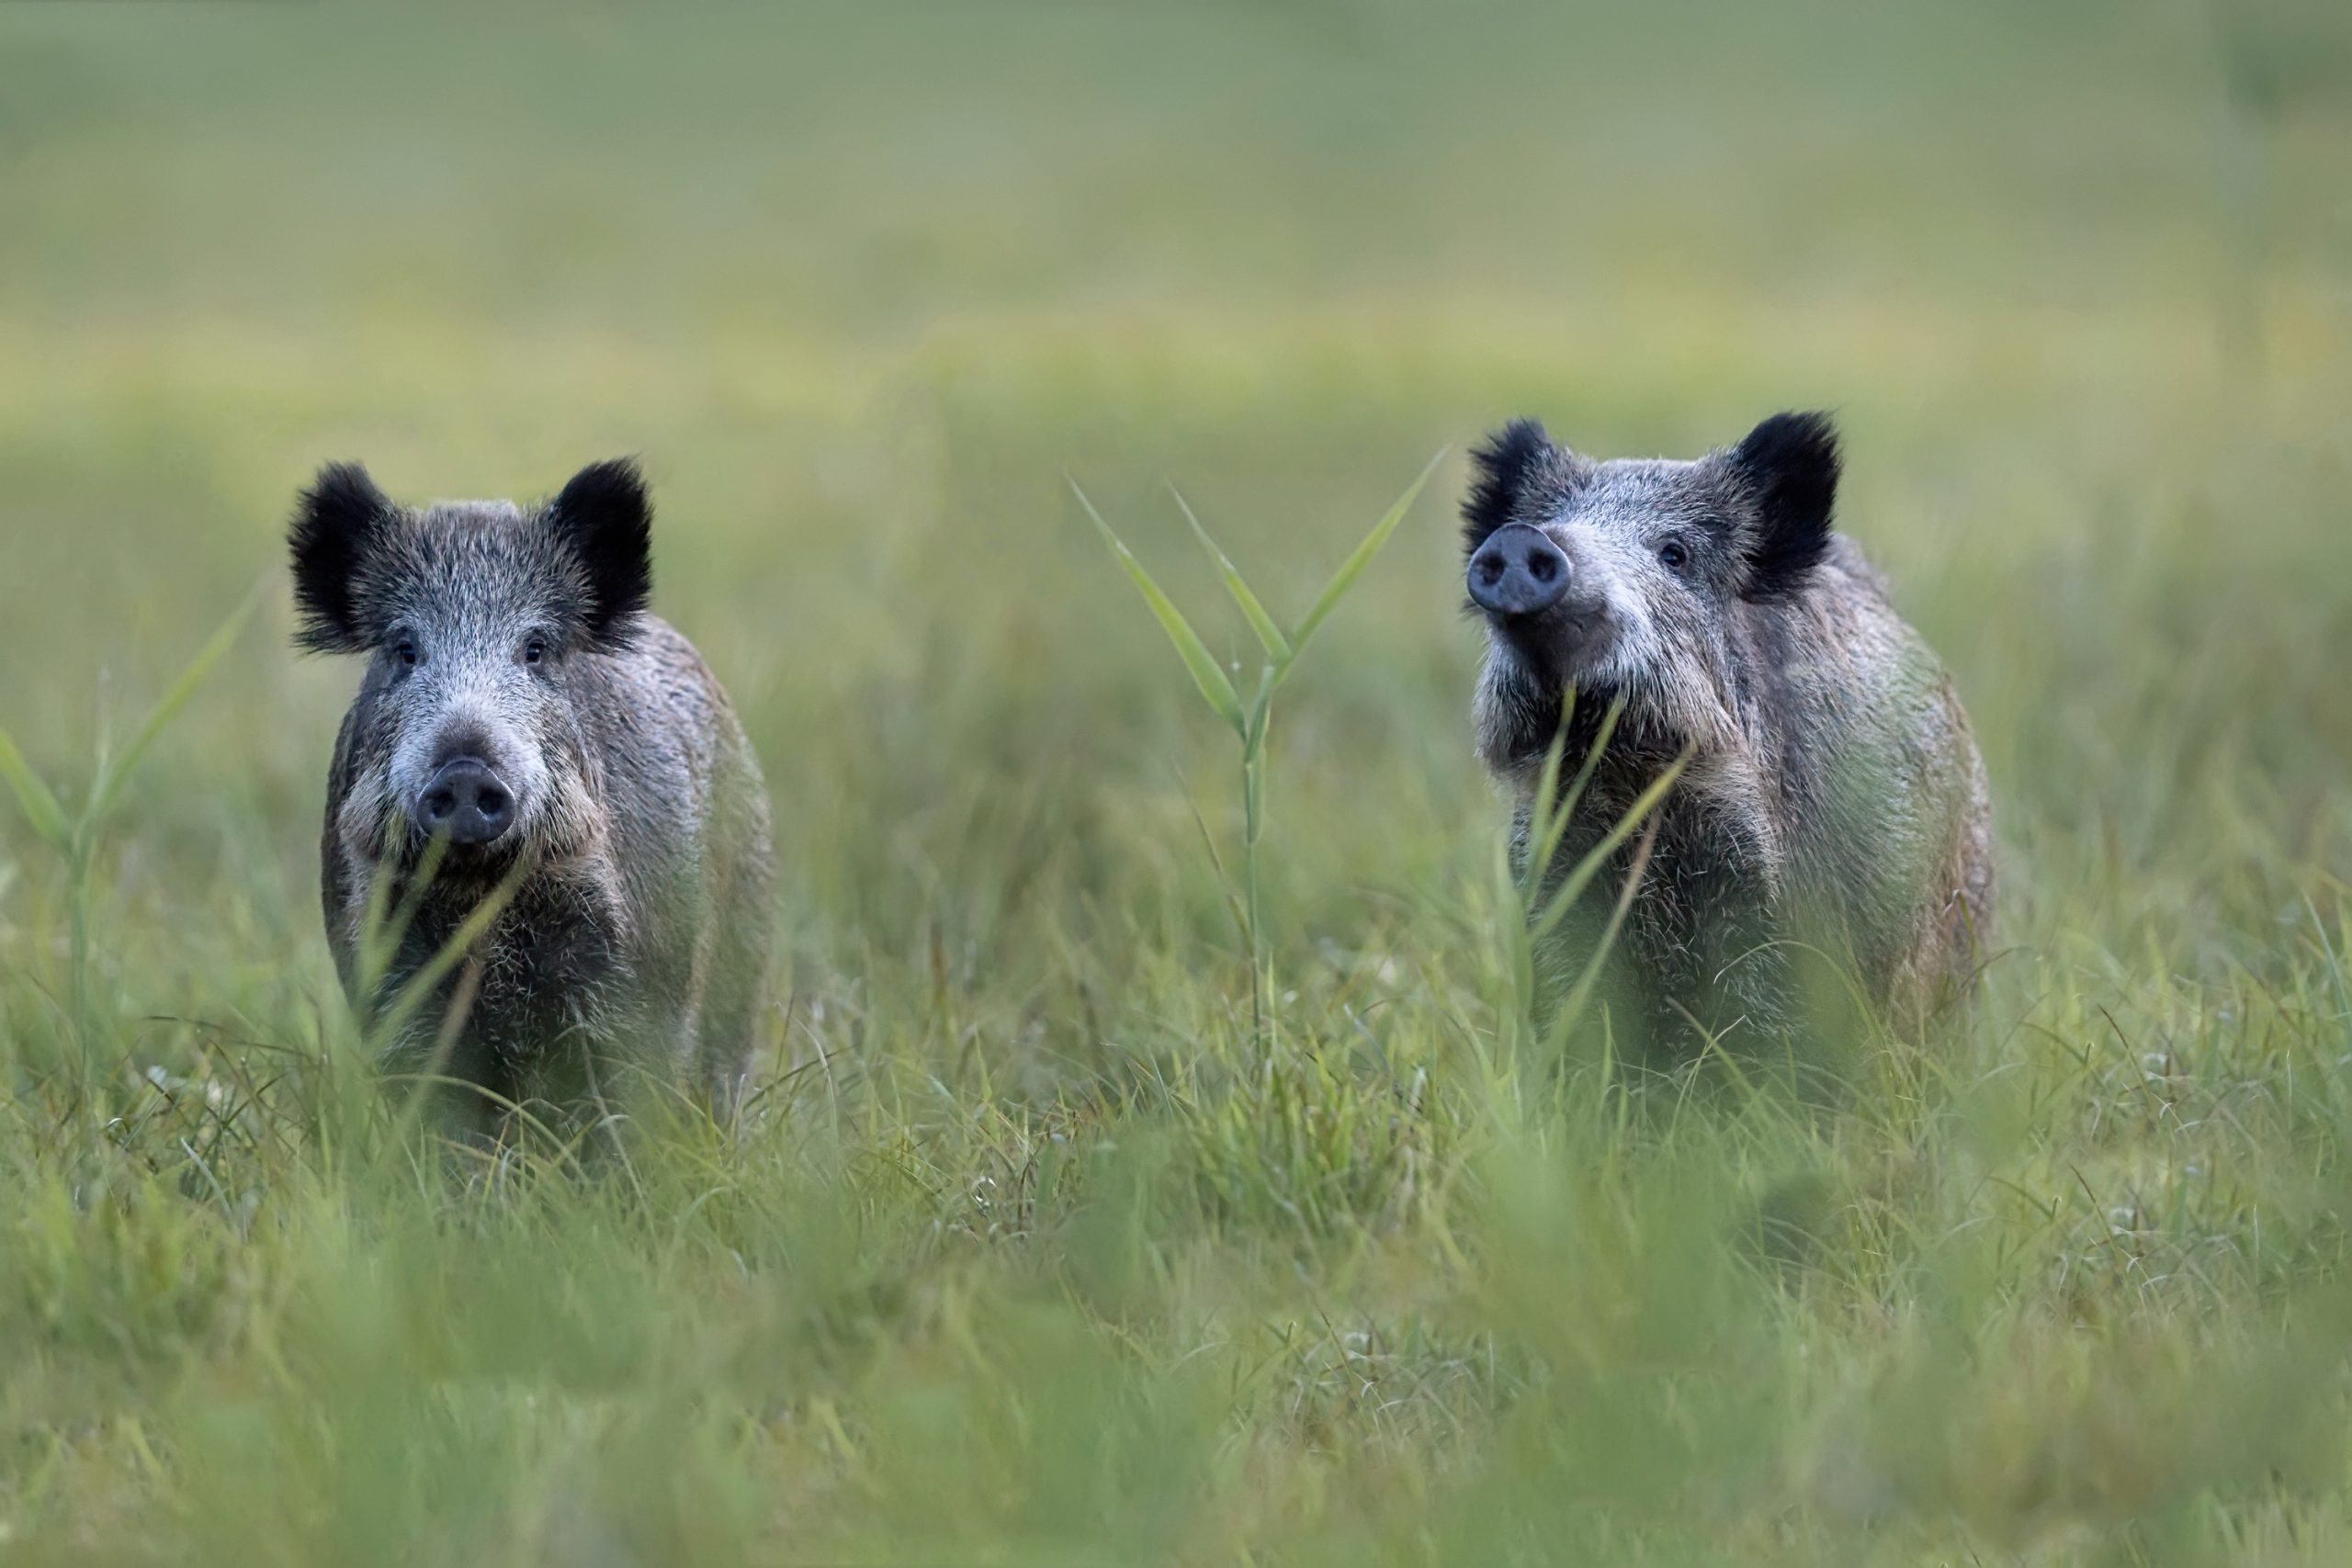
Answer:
[415,757,517,848]
[1467,523,1571,619]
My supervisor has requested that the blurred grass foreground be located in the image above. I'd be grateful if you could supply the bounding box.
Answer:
[4,3,2352,1562]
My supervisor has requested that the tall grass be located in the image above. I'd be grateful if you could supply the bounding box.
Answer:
[0,581,262,1094]
[1075,450,1440,1042]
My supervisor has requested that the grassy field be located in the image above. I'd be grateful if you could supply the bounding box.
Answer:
[4,3,2352,1562]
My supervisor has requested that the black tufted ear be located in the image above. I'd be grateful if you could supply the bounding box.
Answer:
[288,462,393,653]
[1730,411,1839,602]
[548,458,654,649]
[1462,419,1554,554]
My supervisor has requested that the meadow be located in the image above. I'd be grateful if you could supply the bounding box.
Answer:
[3,3,2351,1562]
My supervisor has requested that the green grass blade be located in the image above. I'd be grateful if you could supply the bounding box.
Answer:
[1523,694,1626,905]
[1555,696,1625,829]
[355,824,451,1009]
[1519,693,1576,907]
[85,573,268,831]
[1530,748,1692,949]
[1170,484,1292,664]
[1072,479,1246,736]
[1244,664,1275,751]
[368,852,534,1053]
[0,724,70,851]
[1544,813,1665,1054]
[1177,784,1250,945]
[1283,446,1445,672]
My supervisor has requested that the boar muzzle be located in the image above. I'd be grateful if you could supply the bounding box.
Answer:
[1467,523,1571,618]
[415,757,517,848]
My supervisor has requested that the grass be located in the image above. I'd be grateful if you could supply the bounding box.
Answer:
[3,1,2352,1562]
[1076,447,1442,1044]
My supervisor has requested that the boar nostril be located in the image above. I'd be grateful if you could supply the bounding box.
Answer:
[421,785,458,829]
[1527,551,1557,582]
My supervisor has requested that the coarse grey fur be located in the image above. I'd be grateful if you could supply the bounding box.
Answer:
[289,459,775,1135]
[1464,412,1993,1060]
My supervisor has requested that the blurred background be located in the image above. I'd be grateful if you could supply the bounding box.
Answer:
[0,0,2342,973]
[4,2,2352,1561]
[3,1,2346,984]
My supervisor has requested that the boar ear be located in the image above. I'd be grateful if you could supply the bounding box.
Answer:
[549,458,654,648]
[1731,411,1839,602]
[288,462,392,653]
[1463,419,1553,554]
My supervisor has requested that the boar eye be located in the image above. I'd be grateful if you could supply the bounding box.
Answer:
[1658,539,1690,572]
[390,635,421,670]
[521,635,548,667]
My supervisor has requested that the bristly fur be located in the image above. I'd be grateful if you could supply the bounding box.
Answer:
[1464,408,1993,1058]
[289,462,393,653]
[547,459,654,649]
[1462,419,1554,552]
[1730,411,1840,603]
[299,457,776,1134]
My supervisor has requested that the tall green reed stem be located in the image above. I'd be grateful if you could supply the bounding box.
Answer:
[1075,451,1443,1043]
